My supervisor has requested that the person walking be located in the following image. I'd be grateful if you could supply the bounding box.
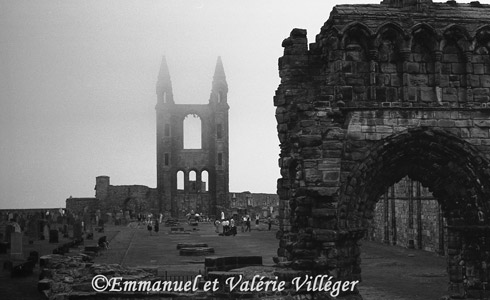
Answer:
[154,219,159,235]
[147,220,153,236]
[245,216,251,232]
[267,216,272,231]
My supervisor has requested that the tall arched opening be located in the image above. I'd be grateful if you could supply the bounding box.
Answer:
[337,128,490,297]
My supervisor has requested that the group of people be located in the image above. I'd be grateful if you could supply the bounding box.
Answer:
[146,219,160,235]
[214,213,274,236]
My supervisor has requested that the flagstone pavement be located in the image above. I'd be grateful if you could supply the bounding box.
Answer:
[0,221,448,299]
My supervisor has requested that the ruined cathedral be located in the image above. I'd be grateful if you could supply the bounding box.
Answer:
[155,57,230,217]
[66,57,278,218]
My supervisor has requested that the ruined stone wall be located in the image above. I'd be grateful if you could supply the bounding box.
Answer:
[93,176,158,214]
[65,198,99,215]
[274,1,490,297]
[368,177,444,253]
[156,57,229,218]
[228,192,280,218]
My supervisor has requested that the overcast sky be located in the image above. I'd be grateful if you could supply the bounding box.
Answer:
[1,0,486,209]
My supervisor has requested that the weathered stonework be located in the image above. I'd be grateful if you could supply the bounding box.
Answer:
[93,176,158,215]
[156,57,230,218]
[368,176,446,253]
[275,0,490,298]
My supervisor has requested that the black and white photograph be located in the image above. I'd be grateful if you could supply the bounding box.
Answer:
[3,0,490,299]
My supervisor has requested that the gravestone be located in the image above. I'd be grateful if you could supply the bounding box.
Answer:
[73,222,83,240]
[49,230,58,243]
[43,224,49,241]
[5,223,15,243]
[27,219,38,242]
[10,232,23,260]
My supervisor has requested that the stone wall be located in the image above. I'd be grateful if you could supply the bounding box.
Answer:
[229,192,280,218]
[368,177,445,253]
[94,176,158,215]
[274,0,490,298]
[65,198,99,215]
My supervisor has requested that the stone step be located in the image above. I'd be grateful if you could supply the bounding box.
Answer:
[176,243,208,249]
[179,247,215,256]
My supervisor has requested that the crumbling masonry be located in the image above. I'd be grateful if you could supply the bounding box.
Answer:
[275,0,490,298]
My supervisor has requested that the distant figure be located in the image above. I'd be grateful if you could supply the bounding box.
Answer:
[221,211,225,220]
[98,236,109,249]
[147,220,153,236]
[214,220,221,233]
[222,219,229,234]
[245,216,251,232]
[154,220,159,234]
[230,218,236,236]
[267,217,272,231]
[255,215,260,230]
[241,216,246,232]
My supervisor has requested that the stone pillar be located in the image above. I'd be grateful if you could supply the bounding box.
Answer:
[447,229,464,298]
[368,49,378,100]
[383,192,390,244]
[400,48,411,102]
[416,182,422,249]
[390,186,397,245]
[408,179,415,249]
[438,204,445,255]
[465,51,473,102]
[433,51,442,104]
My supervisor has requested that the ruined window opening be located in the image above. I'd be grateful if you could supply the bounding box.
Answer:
[177,171,184,190]
[183,114,202,149]
[217,91,224,103]
[217,124,223,139]
[218,153,223,166]
[201,170,209,192]
[189,170,197,192]
[164,153,169,166]
[163,92,167,103]
[164,124,170,137]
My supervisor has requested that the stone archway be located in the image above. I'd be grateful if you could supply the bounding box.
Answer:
[337,128,490,297]
[274,1,490,298]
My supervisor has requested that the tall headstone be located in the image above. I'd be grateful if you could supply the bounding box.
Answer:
[10,232,23,260]
[27,218,38,242]
[49,230,59,243]
[43,224,50,240]
[73,221,83,240]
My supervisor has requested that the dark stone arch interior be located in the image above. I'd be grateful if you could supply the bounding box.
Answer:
[341,128,490,228]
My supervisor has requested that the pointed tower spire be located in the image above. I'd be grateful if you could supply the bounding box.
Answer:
[210,56,228,104]
[156,56,174,105]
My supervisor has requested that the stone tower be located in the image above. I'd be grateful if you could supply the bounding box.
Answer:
[156,57,229,218]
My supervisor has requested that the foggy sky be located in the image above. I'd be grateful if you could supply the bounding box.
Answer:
[1,0,484,209]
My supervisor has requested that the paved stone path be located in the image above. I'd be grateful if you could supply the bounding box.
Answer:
[0,221,449,299]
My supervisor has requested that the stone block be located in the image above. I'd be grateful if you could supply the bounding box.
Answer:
[470,128,489,138]
[474,64,485,75]
[452,63,465,74]
[481,75,490,88]
[443,54,459,63]
[437,120,455,127]
[474,120,490,127]
[454,120,472,127]
[407,62,419,73]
